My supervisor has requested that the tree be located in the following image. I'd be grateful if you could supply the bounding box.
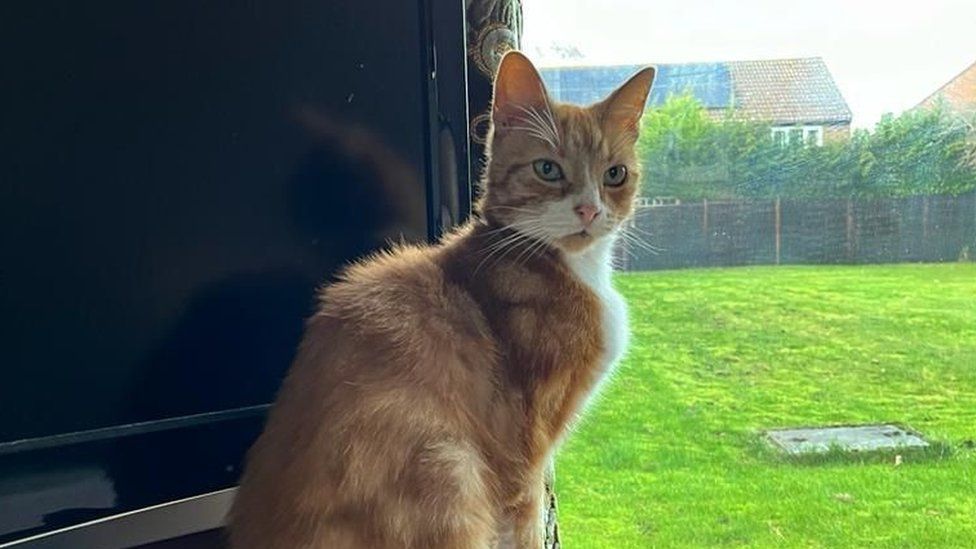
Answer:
[637,93,736,198]
[636,95,976,199]
[856,104,975,196]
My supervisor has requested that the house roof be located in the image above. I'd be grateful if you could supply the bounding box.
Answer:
[915,59,976,114]
[727,58,852,124]
[539,57,852,125]
[539,62,733,109]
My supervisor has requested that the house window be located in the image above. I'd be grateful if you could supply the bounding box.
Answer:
[771,125,823,147]
[805,127,823,146]
[772,128,787,147]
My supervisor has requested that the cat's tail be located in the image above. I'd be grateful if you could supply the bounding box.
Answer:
[292,107,427,245]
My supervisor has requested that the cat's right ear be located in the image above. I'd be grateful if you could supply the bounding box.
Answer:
[491,51,555,136]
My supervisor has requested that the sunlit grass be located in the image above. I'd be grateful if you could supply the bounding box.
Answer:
[556,263,976,548]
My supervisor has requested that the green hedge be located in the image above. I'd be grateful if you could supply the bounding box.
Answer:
[638,94,976,200]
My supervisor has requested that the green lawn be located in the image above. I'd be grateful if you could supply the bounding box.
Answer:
[557,263,976,548]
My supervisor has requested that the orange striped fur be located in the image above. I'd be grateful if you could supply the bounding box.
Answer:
[228,52,655,549]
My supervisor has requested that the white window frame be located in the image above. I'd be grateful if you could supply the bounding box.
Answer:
[771,125,823,147]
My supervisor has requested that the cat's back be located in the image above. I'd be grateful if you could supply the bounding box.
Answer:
[229,241,500,548]
[320,242,492,348]
[294,239,502,415]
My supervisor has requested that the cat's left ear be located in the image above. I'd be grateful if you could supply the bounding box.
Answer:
[599,67,656,134]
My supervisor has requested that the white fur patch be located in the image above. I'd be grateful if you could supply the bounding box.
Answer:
[563,235,630,407]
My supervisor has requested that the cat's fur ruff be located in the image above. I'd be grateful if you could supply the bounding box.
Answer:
[228,52,654,549]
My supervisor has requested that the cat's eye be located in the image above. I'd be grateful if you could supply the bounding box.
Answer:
[532,159,564,182]
[604,165,628,187]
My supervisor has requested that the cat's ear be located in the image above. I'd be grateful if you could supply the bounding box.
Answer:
[491,51,555,134]
[599,67,656,134]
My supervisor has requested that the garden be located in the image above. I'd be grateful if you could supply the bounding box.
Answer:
[558,264,976,547]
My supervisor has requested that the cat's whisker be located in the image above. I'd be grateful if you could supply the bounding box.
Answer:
[609,251,629,271]
[511,232,552,269]
[539,104,559,144]
[632,208,661,220]
[508,104,560,149]
[477,225,514,237]
[630,235,664,253]
[473,228,541,275]
[506,124,550,140]
[618,229,663,255]
[478,230,531,258]
[626,224,657,238]
[479,227,532,253]
[618,228,651,248]
[612,240,638,260]
[483,205,540,213]
[478,226,521,246]
[511,104,560,148]
[492,224,544,251]
[505,124,558,149]
[527,236,554,265]
[513,104,551,136]
[478,219,542,238]
[499,237,546,272]
[478,237,529,275]
[479,207,543,229]
[484,226,551,273]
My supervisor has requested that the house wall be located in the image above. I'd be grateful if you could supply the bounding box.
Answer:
[823,124,851,143]
[918,62,976,114]
[700,110,851,143]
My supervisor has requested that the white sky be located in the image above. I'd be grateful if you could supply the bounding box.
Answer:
[521,0,976,128]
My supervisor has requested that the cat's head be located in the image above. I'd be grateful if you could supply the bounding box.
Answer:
[480,51,655,255]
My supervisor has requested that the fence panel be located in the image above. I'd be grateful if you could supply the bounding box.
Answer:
[620,192,976,271]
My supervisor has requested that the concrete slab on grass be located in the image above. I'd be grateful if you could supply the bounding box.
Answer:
[765,424,929,455]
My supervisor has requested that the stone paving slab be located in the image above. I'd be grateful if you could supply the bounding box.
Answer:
[765,424,929,455]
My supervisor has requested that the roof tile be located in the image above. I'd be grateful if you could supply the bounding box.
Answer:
[728,58,851,124]
[539,57,852,125]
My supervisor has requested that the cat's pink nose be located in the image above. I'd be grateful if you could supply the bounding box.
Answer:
[574,204,601,227]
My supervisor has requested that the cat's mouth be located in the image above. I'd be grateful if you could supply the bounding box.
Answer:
[561,230,593,242]
[555,229,598,252]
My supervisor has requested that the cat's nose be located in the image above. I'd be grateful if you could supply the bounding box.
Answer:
[574,204,601,227]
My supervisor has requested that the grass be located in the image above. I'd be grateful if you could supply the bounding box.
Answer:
[556,263,976,548]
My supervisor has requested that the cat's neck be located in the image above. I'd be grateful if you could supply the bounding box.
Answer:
[466,219,556,266]
[450,220,617,287]
[561,233,617,290]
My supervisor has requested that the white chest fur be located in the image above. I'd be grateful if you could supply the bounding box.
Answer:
[563,237,630,397]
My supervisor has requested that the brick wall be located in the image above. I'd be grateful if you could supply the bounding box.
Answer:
[918,61,976,113]
[823,123,851,143]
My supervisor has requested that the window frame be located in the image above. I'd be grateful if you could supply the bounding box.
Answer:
[771,125,824,147]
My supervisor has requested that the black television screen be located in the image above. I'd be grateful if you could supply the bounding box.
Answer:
[0,1,469,544]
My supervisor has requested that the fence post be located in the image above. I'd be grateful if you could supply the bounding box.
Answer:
[846,198,855,262]
[702,198,709,236]
[922,195,930,241]
[774,197,782,265]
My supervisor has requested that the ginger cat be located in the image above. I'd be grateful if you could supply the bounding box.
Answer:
[228,52,655,549]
